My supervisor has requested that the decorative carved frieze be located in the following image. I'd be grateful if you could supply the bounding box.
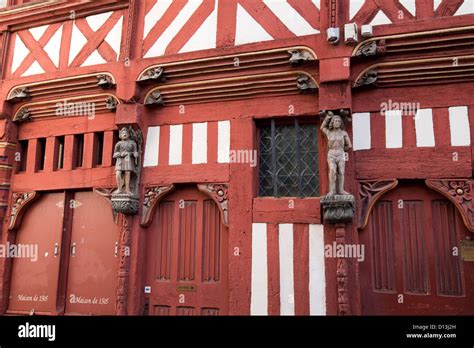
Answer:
[354,40,386,57]
[140,185,175,227]
[137,67,166,84]
[7,87,30,102]
[354,69,377,88]
[145,91,165,106]
[105,96,118,111]
[14,108,31,123]
[425,179,474,232]
[116,214,132,315]
[358,180,398,230]
[97,74,115,89]
[335,223,350,315]
[197,183,229,227]
[288,49,315,66]
[297,74,317,93]
[8,191,38,231]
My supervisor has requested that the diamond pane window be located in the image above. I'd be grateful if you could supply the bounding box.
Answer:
[259,119,319,197]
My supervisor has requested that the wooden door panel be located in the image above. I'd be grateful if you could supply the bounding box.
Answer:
[361,183,474,315]
[65,191,119,315]
[146,187,229,315]
[8,192,65,315]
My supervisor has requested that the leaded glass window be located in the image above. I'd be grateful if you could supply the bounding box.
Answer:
[259,119,319,197]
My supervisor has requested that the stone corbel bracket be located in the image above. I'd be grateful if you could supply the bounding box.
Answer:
[140,185,176,227]
[197,183,229,227]
[425,179,474,232]
[8,192,39,231]
[354,69,378,88]
[137,67,166,84]
[358,179,398,230]
[93,188,119,224]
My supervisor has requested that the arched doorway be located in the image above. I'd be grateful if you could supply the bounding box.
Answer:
[144,186,229,315]
[360,182,474,315]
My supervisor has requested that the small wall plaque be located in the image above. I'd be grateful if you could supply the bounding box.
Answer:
[176,284,197,292]
[460,240,474,261]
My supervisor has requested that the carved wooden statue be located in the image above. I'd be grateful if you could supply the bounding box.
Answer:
[113,127,139,194]
[320,110,352,196]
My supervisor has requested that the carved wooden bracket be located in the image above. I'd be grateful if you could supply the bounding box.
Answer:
[354,69,378,88]
[93,188,119,224]
[140,185,175,227]
[425,179,474,232]
[144,91,164,106]
[197,183,229,227]
[8,192,39,231]
[358,179,398,230]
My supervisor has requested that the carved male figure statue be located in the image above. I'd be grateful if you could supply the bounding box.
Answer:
[320,111,352,196]
[113,127,139,194]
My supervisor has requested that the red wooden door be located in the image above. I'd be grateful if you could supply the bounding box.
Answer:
[65,191,119,315]
[360,183,474,315]
[145,187,229,315]
[8,192,65,315]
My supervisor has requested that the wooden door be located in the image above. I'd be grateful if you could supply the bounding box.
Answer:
[65,191,119,315]
[8,192,65,315]
[145,187,229,315]
[360,183,474,315]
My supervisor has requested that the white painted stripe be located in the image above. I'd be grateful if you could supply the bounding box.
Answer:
[454,0,474,16]
[350,0,365,19]
[263,0,319,35]
[192,122,208,164]
[217,121,230,163]
[144,0,203,57]
[143,126,160,167]
[251,223,268,315]
[369,10,392,26]
[235,3,273,45]
[385,110,403,148]
[309,224,325,315]
[279,224,295,315]
[180,1,218,53]
[399,0,416,16]
[415,109,435,147]
[143,0,173,38]
[12,34,29,73]
[352,113,371,150]
[169,125,183,165]
[449,106,471,146]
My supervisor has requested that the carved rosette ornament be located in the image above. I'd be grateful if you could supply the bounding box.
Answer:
[197,183,229,227]
[425,179,474,232]
[140,185,176,227]
[8,192,39,231]
[8,87,30,102]
[358,180,398,230]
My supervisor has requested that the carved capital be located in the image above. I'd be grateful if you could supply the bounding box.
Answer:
[8,192,39,231]
[321,194,355,224]
[354,69,378,88]
[140,185,175,227]
[358,179,398,230]
[197,183,229,227]
[7,87,30,102]
[426,179,474,232]
[138,67,166,84]
[288,49,315,66]
[145,91,165,106]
